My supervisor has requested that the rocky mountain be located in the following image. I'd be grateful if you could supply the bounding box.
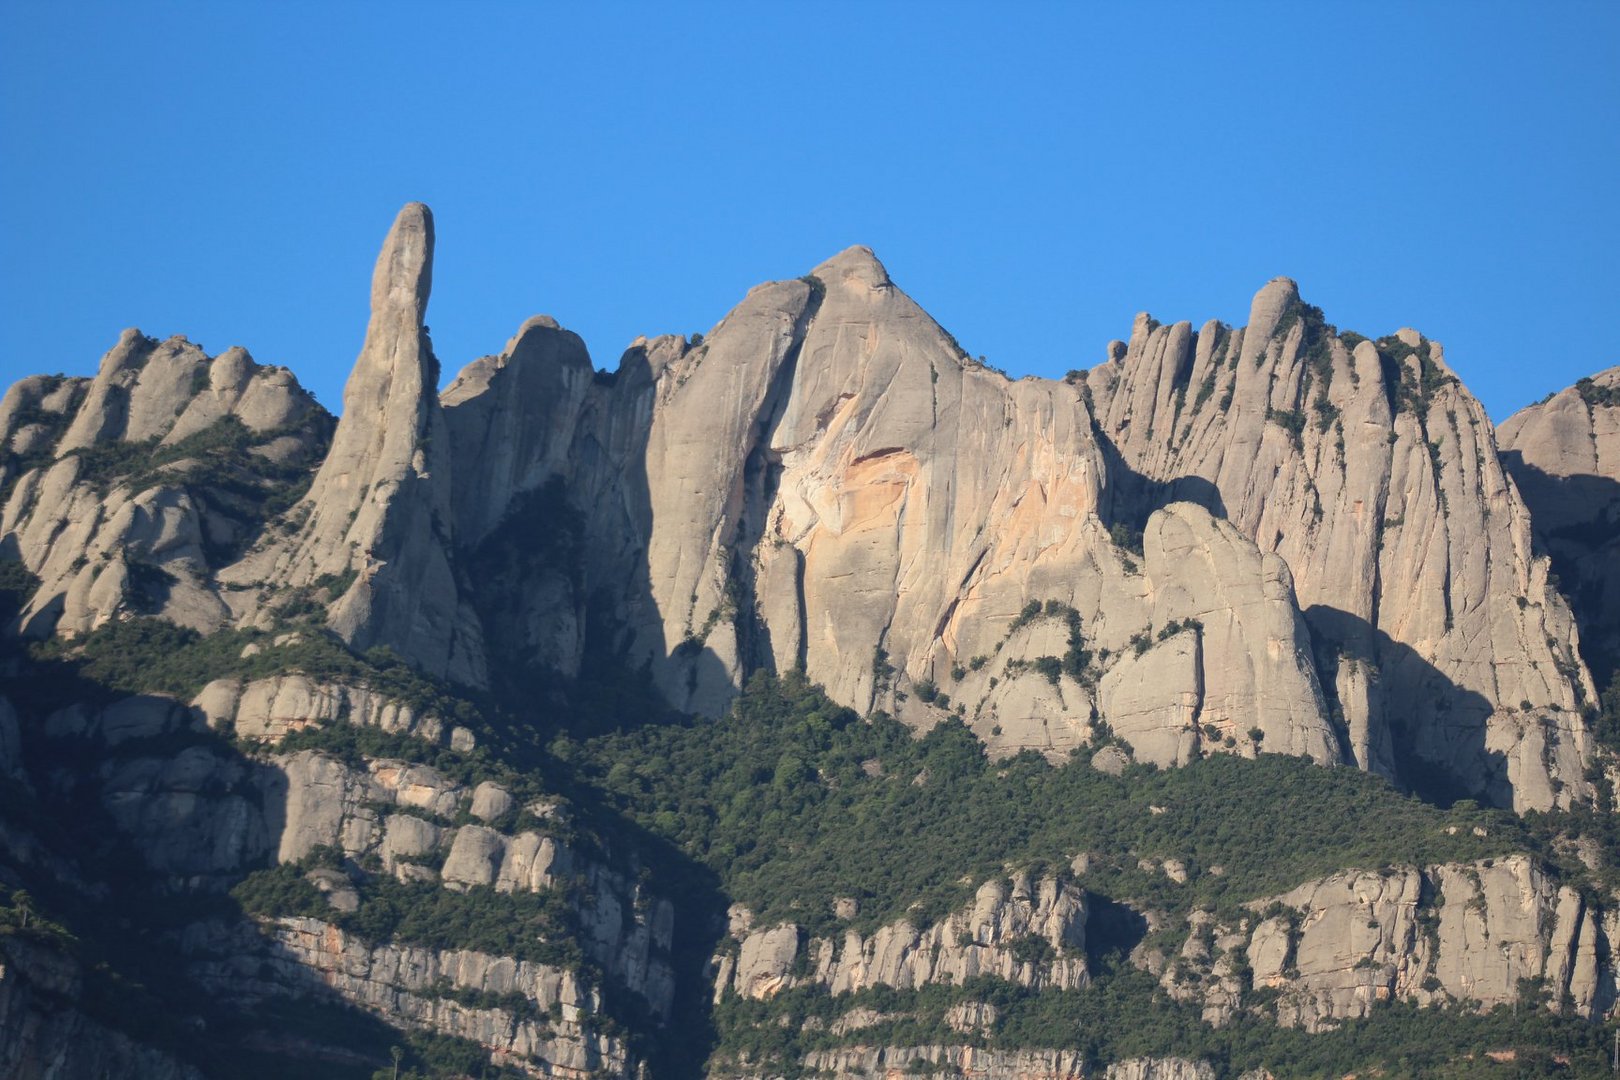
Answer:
[0,331,330,639]
[1499,367,1620,695]
[1,204,1617,1078]
[1086,293,1593,810]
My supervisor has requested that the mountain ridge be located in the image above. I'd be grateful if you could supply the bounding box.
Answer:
[0,205,1601,810]
[2,204,1617,1079]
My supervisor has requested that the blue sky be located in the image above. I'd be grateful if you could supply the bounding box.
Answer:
[2,2,1615,421]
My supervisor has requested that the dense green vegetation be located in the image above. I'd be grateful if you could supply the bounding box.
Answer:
[5,501,1619,1080]
[711,973,1612,1078]
[0,557,40,628]
[0,882,75,946]
[1591,679,1620,759]
[19,616,484,727]
[568,672,1620,1075]
[576,671,1523,938]
[1576,376,1620,408]
[232,853,585,970]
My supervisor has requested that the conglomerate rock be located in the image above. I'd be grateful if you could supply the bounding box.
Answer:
[226,203,486,685]
[1148,854,1611,1032]
[0,333,326,639]
[3,204,1599,811]
[1084,282,1593,811]
[1499,365,1620,690]
[717,872,1087,1001]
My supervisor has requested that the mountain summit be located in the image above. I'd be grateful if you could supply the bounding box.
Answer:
[1,205,1616,1078]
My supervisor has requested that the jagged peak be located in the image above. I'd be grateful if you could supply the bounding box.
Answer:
[443,317,593,405]
[333,204,439,420]
[501,314,590,363]
[515,314,561,335]
[1247,276,1301,342]
[111,326,149,351]
[92,327,156,376]
[299,201,445,549]
[370,202,434,320]
[810,244,891,289]
[1253,275,1300,305]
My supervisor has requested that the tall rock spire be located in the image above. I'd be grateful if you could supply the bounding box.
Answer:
[274,203,485,684]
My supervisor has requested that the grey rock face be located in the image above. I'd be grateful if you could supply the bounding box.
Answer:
[189,915,633,1079]
[793,1045,1090,1080]
[6,207,1595,815]
[1086,284,1595,810]
[427,232,1593,811]
[440,245,1344,783]
[237,203,485,686]
[1499,365,1620,690]
[0,937,205,1080]
[0,332,328,640]
[265,743,675,1017]
[1105,1061,1217,1080]
[13,676,673,1063]
[729,1048,1211,1080]
[1150,854,1612,1032]
[442,316,597,548]
[1097,505,1337,765]
[0,204,481,692]
[194,672,468,747]
[27,693,276,887]
[719,873,1086,1001]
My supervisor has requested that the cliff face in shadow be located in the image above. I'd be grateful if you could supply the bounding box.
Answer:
[1499,366,1620,694]
[0,651,688,1079]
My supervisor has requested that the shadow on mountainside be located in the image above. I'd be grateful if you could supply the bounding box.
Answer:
[437,340,736,1071]
[1092,427,1227,535]
[565,283,822,720]
[1091,426,1517,810]
[588,342,736,720]
[1,617,730,1079]
[723,283,823,681]
[1303,604,1505,809]
[454,340,725,736]
[1083,892,1148,972]
[1499,455,1620,692]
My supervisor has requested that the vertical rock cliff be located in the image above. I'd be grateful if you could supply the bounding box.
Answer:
[2,203,1618,1078]
[2,205,1603,809]
[440,248,1345,771]
[435,245,1597,807]
[1086,282,1594,810]
[229,203,485,686]
[1499,366,1620,692]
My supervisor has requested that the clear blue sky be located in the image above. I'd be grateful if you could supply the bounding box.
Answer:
[2,2,1616,421]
